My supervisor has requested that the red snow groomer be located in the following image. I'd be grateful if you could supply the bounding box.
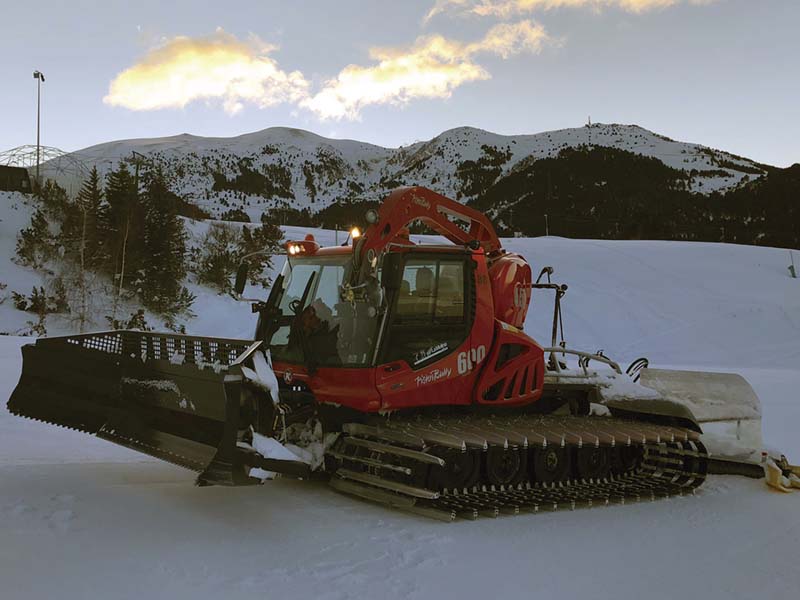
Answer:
[8,187,766,520]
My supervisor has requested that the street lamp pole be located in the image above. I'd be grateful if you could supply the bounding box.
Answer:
[33,70,45,186]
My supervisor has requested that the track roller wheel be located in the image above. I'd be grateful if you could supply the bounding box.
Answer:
[485,446,527,487]
[574,446,610,480]
[613,445,644,474]
[680,440,705,477]
[426,448,481,491]
[531,446,571,484]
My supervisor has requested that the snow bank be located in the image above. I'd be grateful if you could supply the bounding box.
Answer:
[2,229,800,600]
[185,227,800,373]
[0,193,46,334]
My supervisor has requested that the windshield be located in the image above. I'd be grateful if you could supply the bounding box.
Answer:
[263,255,382,368]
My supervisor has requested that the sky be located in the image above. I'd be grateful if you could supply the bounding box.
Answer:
[0,0,797,166]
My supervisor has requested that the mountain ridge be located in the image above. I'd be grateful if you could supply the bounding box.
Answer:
[40,122,770,220]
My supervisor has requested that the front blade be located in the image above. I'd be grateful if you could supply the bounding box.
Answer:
[7,330,262,484]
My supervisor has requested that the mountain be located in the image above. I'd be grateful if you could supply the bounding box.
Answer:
[31,122,797,248]
[472,145,799,247]
[46,123,763,214]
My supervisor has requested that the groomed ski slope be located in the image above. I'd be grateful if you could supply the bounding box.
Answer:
[1,233,799,600]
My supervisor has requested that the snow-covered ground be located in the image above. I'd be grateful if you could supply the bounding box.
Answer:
[39,123,764,217]
[2,230,799,600]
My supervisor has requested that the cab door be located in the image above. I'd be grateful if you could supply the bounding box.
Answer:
[375,254,478,410]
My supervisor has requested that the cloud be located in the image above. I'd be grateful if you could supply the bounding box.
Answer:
[105,23,551,120]
[302,20,550,120]
[425,0,714,21]
[466,19,553,58]
[103,28,309,114]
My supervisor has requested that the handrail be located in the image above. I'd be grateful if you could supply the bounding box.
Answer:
[542,347,623,375]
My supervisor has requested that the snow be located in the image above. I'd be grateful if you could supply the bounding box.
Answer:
[240,349,280,406]
[38,123,764,219]
[2,230,800,599]
[400,123,763,196]
[247,432,307,480]
[0,192,46,333]
[120,377,181,394]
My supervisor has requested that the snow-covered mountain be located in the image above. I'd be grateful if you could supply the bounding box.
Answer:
[46,124,767,222]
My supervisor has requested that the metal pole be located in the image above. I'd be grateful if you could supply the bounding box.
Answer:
[544,213,549,237]
[33,70,45,187]
[36,75,40,185]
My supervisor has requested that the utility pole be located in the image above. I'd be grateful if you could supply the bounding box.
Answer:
[33,70,45,187]
[545,168,553,237]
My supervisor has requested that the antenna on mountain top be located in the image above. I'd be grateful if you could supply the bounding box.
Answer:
[790,251,797,279]
[587,116,593,147]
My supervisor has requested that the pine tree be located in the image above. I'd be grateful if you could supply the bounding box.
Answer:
[14,208,55,268]
[36,179,70,217]
[238,222,284,287]
[15,179,70,269]
[102,163,143,318]
[60,167,105,267]
[76,166,105,267]
[195,223,241,293]
[139,169,190,315]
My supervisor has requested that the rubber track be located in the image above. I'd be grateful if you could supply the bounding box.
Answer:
[328,414,709,521]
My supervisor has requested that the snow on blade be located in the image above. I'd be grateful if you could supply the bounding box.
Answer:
[249,432,308,480]
[251,433,303,463]
[120,377,181,393]
[241,350,280,405]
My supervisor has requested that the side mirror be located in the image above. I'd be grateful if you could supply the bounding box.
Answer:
[234,262,249,296]
[380,253,404,291]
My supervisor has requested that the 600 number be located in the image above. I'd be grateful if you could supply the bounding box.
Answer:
[457,345,486,374]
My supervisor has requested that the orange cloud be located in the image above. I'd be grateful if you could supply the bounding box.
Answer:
[303,20,551,120]
[103,29,309,114]
[105,23,552,120]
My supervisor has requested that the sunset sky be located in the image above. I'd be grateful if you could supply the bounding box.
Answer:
[1,0,797,166]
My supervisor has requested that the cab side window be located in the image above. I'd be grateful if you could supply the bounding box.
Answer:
[395,259,465,323]
[383,257,470,368]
